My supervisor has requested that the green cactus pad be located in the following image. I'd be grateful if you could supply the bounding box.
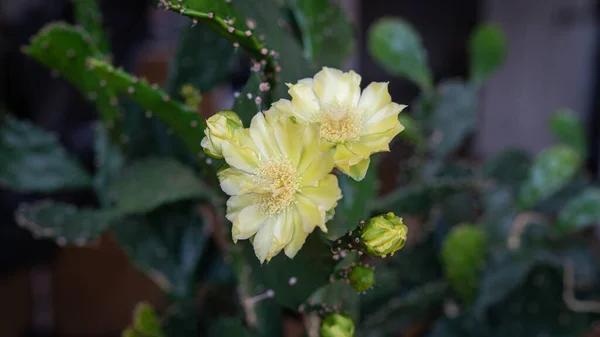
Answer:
[92,123,124,207]
[107,157,213,215]
[71,0,111,55]
[14,200,118,246]
[0,115,92,193]
[285,0,355,67]
[132,302,165,337]
[111,204,207,298]
[232,71,268,125]
[22,23,121,138]
[86,58,206,157]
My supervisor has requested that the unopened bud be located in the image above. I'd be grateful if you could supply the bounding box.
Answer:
[360,212,408,257]
[320,313,355,337]
[348,265,375,293]
[201,110,243,159]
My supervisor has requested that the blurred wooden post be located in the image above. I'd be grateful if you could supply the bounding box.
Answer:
[474,0,598,157]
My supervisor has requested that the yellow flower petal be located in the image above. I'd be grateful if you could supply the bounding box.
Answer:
[221,141,260,174]
[288,82,320,122]
[313,67,361,108]
[332,143,363,172]
[363,102,407,130]
[296,123,322,173]
[299,174,342,211]
[284,207,309,258]
[296,194,327,233]
[347,157,370,181]
[300,151,333,186]
[218,167,256,195]
[352,122,404,156]
[232,205,269,241]
[273,115,303,168]
[226,194,255,222]
[249,112,279,160]
[253,217,275,263]
[356,82,392,121]
[271,208,294,251]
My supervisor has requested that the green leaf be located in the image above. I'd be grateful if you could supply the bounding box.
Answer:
[328,159,378,239]
[367,17,432,91]
[0,115,92,193]
[22,23,121,138]
[15,200,117,246]
[481,187,516,243]
[92,123,124,207]
[70,0,111,55]
[518,145,582,210]
[307,282,360,320]
[474,249,558,316]
[244,233,336,309]
[429,80,477,158]
[108,157,210,215]
[469,24,506,86]
[556,188,600,233]
[549,108,587,156]
[112,203,207,298]
[132,302,165,337]
[164,24,239,96]
[209,317,257,337]
[86,58,206,157]
[286,0,355,67]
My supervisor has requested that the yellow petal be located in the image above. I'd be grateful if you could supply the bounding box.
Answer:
[218,167,255,195]
[296,194,327,233]
[226,194,255,222]
[313,67,362,108]
[222,141,260,174]
[357,82,392,121]
[284,207,309,258]
[352,122,404,156]
[249,112,279,160]
[232,205,269,241]
[363,102,407,129]
[288,82,321,122]
[300,151,333,187]
[271,208,294,254]
[299,174,342,211]
[253,216,275,263]
[332,143,364,173]
[347,157,370,181]
[296,123,322,173]
[273,114,304,168]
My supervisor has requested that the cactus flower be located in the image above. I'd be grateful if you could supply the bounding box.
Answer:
[279,67,407,181]
[201,110,243,159]
[361,212,408,257]
[320,313,355,337]
[217,106,342,263]
[348,265,375,293]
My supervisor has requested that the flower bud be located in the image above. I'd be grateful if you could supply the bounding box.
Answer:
[320,313,355,337]
[360,212,408,257]
[348,265,375,293]
[441,223,487,304]
[201,110,243,159]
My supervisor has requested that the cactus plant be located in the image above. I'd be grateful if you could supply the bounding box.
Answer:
[8,1,600,337]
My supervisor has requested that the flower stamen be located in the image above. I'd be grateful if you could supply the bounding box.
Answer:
[319,105,362,143]
[253,158,300,215]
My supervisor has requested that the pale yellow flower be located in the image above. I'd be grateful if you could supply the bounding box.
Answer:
[201,110,244,159]
[218,105,342,263]
[280,67,407,181]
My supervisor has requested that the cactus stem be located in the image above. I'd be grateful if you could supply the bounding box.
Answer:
[158,1,278,90]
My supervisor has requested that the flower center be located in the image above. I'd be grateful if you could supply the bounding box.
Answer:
[253,158,300,215]
[318,105,362,143]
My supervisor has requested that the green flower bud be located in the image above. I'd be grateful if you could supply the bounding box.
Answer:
[320,313,355,337]
[441,223,487,304]
[201,110,243,159]
[360,212,408,257]
[348,265,375,293]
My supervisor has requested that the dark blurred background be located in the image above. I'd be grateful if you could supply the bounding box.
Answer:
[1,0,599,336]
